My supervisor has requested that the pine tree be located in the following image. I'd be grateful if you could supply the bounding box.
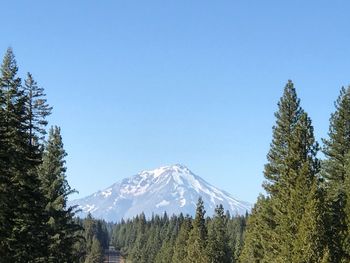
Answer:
[0,47,23,260]
[154,215,179,263]
[207,204,231,263]
[322,86,350,262]
[39,126,81,261]
[263,80,304,196]
[185,197,209,263]
[343,152,350,260]
[23,72,52,149]
[129,213,148,263]
[268,82,326,262]
[0,47,48,262]
[274,112,323,261]
[172,216,192,262]
[231,215,246,262]
[240,81,326,262]
[239,196,275,263]
[0,47,19,261]
[154,235,175,263]
[292,178,326,262]
[80,214,109,263]
[85,237,104,263]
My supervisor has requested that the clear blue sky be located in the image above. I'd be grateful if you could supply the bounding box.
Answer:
[1,1,349,203]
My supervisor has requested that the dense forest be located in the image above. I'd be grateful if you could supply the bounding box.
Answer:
[1,46,350,263]
[110,198,246,263]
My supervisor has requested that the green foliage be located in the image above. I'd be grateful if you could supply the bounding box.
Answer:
[0,47,49,262]
[84,237,104,263]
[241,81,327,262]
[207,204,231,263]
[39,126,82,261]
[185,198,209,263]
[239,196,275,263]
[111,201,247,263]
[172,216,192,262]
[0,48,81,262]
[226,212,246,262]
[263,80,304,195]
[292,179,326,262]
[24,72,52,149]
[79,214,109,263]
[322,86,350,262]
[344,153,350,260]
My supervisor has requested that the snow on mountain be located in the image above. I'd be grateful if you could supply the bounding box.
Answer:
[69,164,251,222]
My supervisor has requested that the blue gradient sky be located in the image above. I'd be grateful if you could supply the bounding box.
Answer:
[1,1,349,203]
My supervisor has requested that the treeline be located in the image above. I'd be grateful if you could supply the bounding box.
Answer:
[111,198,247,263]
[0,48,110,262]
[239,81,350,262]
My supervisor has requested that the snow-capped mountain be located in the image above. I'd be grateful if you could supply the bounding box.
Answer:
[69,164,251,222]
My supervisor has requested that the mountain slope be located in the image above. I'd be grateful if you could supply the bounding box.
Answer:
[69,164,251,222]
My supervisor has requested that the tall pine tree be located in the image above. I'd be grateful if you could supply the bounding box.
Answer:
[0,47,21,261]
[39,126,81,262]
[240,81,326,262]
[207,204,231,263]
[185,197,208,263]
[0,47,48,262]
[172,215,192,262]
[24,72,52,149]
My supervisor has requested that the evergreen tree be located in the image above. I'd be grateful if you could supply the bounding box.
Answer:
[241,81,326,262]
[154,235,175,263]
[263,80,304,196]
[80,214,109,263]
[172,216,192,262]
[148,226,163,263]
[23,72,52,149]
[231,216,246,262]
[207,204,231,263]
[343,152,350,260]
[129,213,148,263]
[154,215,180,263]
[322,86,350,262]
[239,196,275,263]
[266,82,326,262]
[111,207,247,263]
[292,178,326,262]
[39,126,81,262]
[0,47,48,262]
[0,47,21,261]
[273,112,322,261]
[84,237,104,263]
[185,198,209,263]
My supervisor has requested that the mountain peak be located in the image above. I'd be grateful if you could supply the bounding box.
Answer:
[169,163,192,173]
[139,164,191,178]
[70,164,251,222]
